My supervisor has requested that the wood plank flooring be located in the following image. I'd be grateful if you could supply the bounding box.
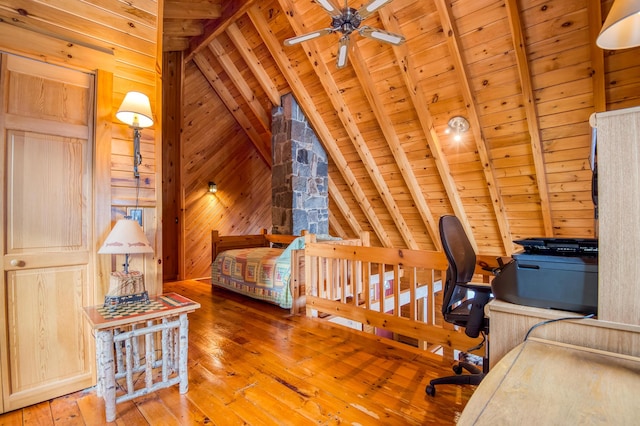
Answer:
[0,280,476,425]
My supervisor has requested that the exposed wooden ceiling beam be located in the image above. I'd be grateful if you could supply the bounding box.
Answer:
[276,0,418,250]
[226,22,282,106]
[163,19,203,50]
[163,37,190,52]
[207,39,271,130]
[328,176,364,238]
[185,0,257,62]
[163,19,204,37]
[505,0,553,237]
[348,42,440,250]
[247,4,393,247]
[192,51,272,167]
[328,209,348,239]
[164,0,222,20]
[378,4,476,252]
[434,0,515,254]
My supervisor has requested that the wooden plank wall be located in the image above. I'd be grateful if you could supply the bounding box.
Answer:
[179,61,273,280]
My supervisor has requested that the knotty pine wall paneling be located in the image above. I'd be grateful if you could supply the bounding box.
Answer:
[181,62,272,280]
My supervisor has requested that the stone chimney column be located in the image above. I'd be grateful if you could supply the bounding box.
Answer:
[271,94,328,235]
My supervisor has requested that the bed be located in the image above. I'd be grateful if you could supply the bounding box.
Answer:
[211,229,355,312]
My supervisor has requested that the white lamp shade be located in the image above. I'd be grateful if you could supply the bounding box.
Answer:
[116,91,154,128]
[98,218,154,254]
[597,0,640,49]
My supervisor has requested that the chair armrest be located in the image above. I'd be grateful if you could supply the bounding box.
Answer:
[465,289,492,338]
[460,281,492,294]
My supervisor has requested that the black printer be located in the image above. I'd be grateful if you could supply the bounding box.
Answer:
[491,238,598,315]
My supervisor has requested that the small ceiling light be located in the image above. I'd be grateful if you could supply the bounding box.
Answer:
[597,0,640,49]
[446,116,470,142]
[208,182,217,193]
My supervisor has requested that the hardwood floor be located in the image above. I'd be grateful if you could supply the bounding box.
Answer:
[0,280,475,425]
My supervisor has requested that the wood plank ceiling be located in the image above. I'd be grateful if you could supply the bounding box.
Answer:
[166,0,638,256]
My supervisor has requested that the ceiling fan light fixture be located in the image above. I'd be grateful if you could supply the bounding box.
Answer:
[337,36,350,68]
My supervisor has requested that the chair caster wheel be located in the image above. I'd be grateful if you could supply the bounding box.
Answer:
[453,364,463,375]
[426,384,436,396]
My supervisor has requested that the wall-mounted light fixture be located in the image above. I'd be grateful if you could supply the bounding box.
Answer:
[597,0,640,49]
[446,116,470,142]
[208,181,217,193]
[116,91,154,178]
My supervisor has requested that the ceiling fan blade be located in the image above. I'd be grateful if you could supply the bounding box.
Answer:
[316,0,343,18]
[358,26,405,45]
[284,28,334,46]
[336,35,351,69]
[357,0,395,19]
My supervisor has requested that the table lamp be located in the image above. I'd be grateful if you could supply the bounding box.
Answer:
[98,217,154,307]
[597,0,640,49]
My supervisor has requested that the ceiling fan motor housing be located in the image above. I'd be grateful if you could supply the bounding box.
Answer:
[331,8,362,35]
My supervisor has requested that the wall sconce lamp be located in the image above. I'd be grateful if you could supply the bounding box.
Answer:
[116,91,154,178]
[597,0,640,49]
[446,116,470,142]
[208,181,217,193]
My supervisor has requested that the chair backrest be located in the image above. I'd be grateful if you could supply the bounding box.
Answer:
[439,215,477,315]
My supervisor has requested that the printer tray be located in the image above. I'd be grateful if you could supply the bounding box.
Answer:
[491,253,598,315]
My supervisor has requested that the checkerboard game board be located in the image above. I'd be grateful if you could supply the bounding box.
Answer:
[95,299,168,319]
[84,293,199,327]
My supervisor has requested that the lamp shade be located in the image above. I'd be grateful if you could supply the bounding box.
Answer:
[116,91,154,128]
[597,0,640,49]
[98,218,154,254]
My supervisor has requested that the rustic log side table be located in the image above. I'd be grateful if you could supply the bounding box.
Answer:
[83,293,200,422]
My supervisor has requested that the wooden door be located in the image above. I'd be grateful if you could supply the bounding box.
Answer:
[0,54,94,411]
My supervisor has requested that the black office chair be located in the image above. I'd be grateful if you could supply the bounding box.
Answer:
[425,215,493,397]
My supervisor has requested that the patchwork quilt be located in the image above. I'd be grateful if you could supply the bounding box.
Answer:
[211,236,306,309]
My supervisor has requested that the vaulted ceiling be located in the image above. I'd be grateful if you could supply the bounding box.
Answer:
[164,0,638,255]
[3,0,638,257]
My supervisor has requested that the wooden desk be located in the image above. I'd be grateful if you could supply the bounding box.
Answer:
[459,338,640,425]
[487,299,640,367]
[83,293,200,422]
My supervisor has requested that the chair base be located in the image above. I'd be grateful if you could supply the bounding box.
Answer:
[426,358,488,397]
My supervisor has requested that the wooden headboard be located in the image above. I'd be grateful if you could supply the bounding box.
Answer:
[211,229,303,262]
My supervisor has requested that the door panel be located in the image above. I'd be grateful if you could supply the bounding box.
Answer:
[1,54,94,411]
[7,266,87,391]
[6,131,85,254]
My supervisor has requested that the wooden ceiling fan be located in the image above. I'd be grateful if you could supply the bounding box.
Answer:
[284,0,405,69]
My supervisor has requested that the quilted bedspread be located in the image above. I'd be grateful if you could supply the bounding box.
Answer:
[211,237,306,309]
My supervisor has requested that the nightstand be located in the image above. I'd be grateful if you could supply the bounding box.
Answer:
[82,293,200,422]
